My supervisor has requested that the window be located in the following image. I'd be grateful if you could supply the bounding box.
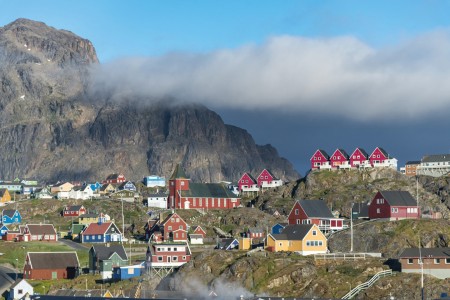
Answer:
[435,259,441,264]
[157,248,161,251]
[86,236,90,240]
[174,247,178,251]
[306,241,310,246]
[98,235,101,239]
[445,258,450,264]
[312,230,317,236]
[179,225,183,229]
[182,256,186,260]
[319,241,323,246]
[157,256,163,261]
[18,289,23,294]
[168,247,171,251]
[296,220,300,224]
[408,258,413,264]
[391,208,398,213]
[181,181,185,186]
[173,256,178,261]
[168,226,172,230]
[295,209,299,215]
[376,208,380,214]
[279,242,282,246]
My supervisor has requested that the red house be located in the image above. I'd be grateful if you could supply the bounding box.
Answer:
[310,149,331,170]
[369,147,389,166]
[168,165,240,210]
[257,169,283,189]
[288,200,344,233]
[238,173,259,192]
[329,149,350,169]
[246,227,265,239]
[63,205,87,217]
[368,191,420,220]
[103,173,126,184]
[23,252,80,280]
[146,242,191,269]
[22,224,58,242]
[191,225,207,238]
[160,212,188,243]
[349,148,369,168]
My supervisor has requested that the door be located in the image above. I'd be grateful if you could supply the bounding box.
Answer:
[52,271,57,279]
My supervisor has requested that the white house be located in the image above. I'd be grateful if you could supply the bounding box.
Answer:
[69,185,94,200]
[145,193,168,209]
[416,154,450,177]
[8,279,33,300]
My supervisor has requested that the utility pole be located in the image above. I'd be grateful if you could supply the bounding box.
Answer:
[350,203,354,252]
[121,196,124,244]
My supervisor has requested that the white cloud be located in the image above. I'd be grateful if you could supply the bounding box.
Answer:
[89,29,450,121]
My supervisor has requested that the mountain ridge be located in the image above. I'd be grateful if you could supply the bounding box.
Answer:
[0,18,300,182]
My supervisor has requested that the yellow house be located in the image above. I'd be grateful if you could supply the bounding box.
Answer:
[50,182,74,193]
[99,183,116,195]
[78,213,99,225]
[266,224,327,255]
[239,237,252,250]
[0,188,11,203]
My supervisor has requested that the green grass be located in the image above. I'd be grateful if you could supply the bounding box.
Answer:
[0,241,89,270]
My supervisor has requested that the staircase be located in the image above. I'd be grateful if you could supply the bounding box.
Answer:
[342,269,393,299]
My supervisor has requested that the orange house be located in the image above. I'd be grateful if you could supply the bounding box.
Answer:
[0,188,11,203]
[266,224,328,255]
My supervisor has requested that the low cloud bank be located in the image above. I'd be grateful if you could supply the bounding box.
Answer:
[89,29,450,121]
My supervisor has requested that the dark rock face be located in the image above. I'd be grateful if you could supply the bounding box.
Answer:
[0,18,300,182]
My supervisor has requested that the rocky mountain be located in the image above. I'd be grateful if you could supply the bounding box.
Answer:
[0,18,299,182]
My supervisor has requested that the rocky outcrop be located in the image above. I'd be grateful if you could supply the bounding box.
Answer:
[0,18,300,182]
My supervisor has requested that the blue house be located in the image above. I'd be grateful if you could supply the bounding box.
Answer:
[0,224,8,237]
[143,175,166,188]
[271,222,288,235]
[89,182,103,192]
[117,181,136,192]
[81,222,123,243]
[217,238,239,250]
[2,209,22,225]
[112,262,145,280]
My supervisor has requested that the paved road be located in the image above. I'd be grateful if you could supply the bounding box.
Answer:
[0,265,18,296]
[58,239,89,251]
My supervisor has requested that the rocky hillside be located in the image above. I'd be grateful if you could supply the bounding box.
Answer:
[0,18,299,182]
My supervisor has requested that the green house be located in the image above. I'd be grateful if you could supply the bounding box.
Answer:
[89,245,128,280]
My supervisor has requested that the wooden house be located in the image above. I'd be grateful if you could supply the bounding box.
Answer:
[189,234,204,245]
[271,222,288,235]
[81,222,123,243]
[368,191,420,220]
[50,182,74,198]
[63,205,87,217]
[238,172,259,192]
[329,148,351,169]
[416,154,450,177]
[246,227,265,239]
[23,224,58,242]
[117,181,136,192]
[2,209,22,224]
[99,183,116,195]
[23,252,80,280]
[144,192,168,208]
[216,238,239,250]
[146,242,191,269]
[168,165,240,210]
[404,160,421,177]
[7,279,33,300]
[399,247,450,279]
[288,200,344,233]
[78,213,99,225]
[160,212,188,243]
[310,149,331,170]
[257,169,283,189]
[369,147,397,169]
[112,262,145,281]
[266,224,327,255]
[191,225,206,238]
[0,224,8,237]
[89,244,128,280]
[349,148,369,168]
[0,188,11,203]
[103,173,126,184]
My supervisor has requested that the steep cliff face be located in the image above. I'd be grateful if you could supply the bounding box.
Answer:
[0,18,300,182]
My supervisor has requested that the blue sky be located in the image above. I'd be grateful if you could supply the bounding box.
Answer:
[2,1,450,175]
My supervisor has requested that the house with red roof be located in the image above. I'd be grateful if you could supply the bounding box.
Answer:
[368,191,420,220]
[310,149,331,170]
[238,172,259,192]
[81,222,123,243]
[288,200,344,233]
[257,169,283,189]
[329,149,351,169]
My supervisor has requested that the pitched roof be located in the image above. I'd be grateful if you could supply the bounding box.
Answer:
[296,200,334,218]
[170,164,189,180]
[422,154,450,163]
[71,224,86,235]
[160,212,186,226]
[91,244,128,261]
[9,278,32,289]
[217,238,238,249]
[241,172,257,183]
[248,227,264,234]
[312,149,330,160]
[261,169,279,180]
[379,191,417,206]
[335,148,349,159]
[399,248,450,258]
[372,147,389,158]
[27,252,79,269]
[352,147,369,158]
[83,222,116,235]
[405,161,421,165]
[27,224,56,235]
[105,173,123,180]
[79,213,98,218]
[65,205,84,212]
[181,183,239,198]
[271,224,315,241]
[0,189,8,197]
[2,209,17,218]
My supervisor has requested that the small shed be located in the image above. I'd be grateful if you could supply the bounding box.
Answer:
[112,262,144,281]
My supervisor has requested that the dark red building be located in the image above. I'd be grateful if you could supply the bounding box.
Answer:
[329,148,350,168]
[23,252,80,280]
[168,165,240,210]
[368,191,420,220]
[63,205,87,217]
[310,149,330,170]
[103,173,126,184]
[238,172,258,192]
[349,147,369,168]
[369,147,389,166]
